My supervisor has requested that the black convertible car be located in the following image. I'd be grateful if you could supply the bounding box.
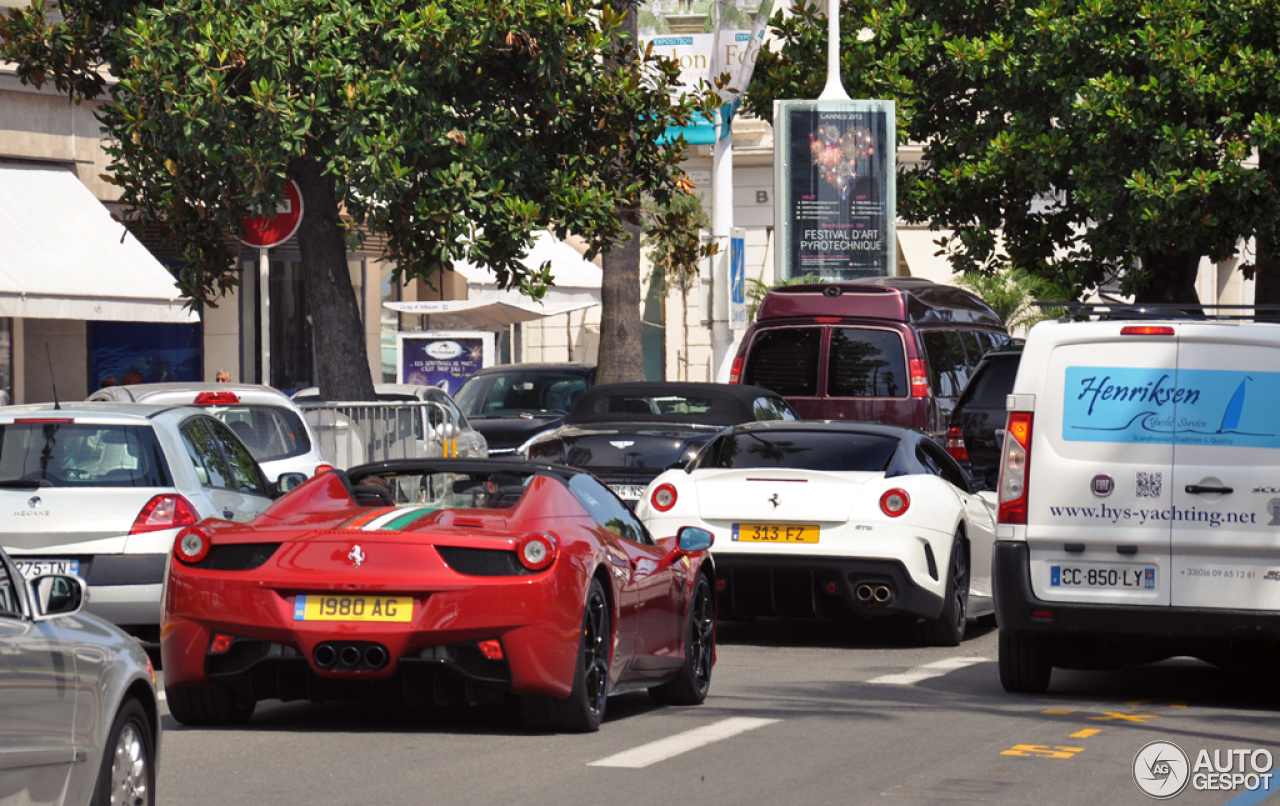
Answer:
[525,382,797,505]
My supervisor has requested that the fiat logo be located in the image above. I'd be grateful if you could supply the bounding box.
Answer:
[1092,475,1115,497]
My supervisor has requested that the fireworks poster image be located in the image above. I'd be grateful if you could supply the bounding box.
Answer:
[775,100,897,280]
[396,331,494,395]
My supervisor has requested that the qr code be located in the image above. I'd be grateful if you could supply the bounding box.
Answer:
[1136,472,1163,499]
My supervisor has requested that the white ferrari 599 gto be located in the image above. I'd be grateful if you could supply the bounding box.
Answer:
[636,421,996,645]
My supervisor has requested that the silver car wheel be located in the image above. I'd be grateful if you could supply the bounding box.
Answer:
[110,722,149,806]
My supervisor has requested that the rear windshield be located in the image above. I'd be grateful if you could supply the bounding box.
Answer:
[696,430,900,472]
[455,372,588,418]
[209,406,311,462]
[828,328,907,398]
[0,423,172,487]
[742,328,821,396]
[964,356,1021,409]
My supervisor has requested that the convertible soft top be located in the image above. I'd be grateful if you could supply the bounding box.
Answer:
[564,382,785,426]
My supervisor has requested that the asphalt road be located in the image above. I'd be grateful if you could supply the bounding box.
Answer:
[155,619,1280,806]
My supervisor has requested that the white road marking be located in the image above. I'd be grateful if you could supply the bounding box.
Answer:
[157,689,165,701]
[866,656,988,685]
[588,717,780,768]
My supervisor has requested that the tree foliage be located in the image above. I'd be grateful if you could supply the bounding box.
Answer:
[745,0,1280,305]
[3,0,715,395]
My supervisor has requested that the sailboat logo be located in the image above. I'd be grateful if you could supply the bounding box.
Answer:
[1219,377,1251,434]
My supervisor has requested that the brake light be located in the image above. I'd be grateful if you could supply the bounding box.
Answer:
[174,525,210,564]
[1120,325,1175,336]
[517,533,557,571]
[208,633,235,654]
[477,639,505,661]
[14,417,75,424]
[998,412,1033,524]
[193,391,239,406]
[814,317,841,323]
[651,483,678,512]
[314,464,334,475]
[880,488,910,517]
[909,359,930,397]
[131,494,199,534]
[945,426,969,462]
[728,356,743,385]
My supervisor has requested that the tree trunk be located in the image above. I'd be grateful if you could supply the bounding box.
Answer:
[1254,151,1280,311]
[291,158,377,401]
[597,212,646,383]
[1134,252,1202,307]
[595,0,646,385]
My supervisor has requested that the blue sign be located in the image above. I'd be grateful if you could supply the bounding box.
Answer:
[729,233,746,330]
[1063,367,1280,448]
[399,335,487,396]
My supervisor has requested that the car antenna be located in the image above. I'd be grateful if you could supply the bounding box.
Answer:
[45,342,61,410]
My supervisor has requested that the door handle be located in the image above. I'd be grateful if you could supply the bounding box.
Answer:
[1185,485,1233,495]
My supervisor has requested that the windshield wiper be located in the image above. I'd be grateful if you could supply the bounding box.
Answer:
[0,479,51,488]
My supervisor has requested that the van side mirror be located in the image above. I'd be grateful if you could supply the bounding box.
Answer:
[30,574,85,620]
[274,472,308,498]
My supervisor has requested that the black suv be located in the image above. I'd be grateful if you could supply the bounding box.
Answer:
[945,342,1023,488]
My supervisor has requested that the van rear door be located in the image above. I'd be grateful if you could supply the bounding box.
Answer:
[1169,325,1280,610]
[1026,325,1175,606]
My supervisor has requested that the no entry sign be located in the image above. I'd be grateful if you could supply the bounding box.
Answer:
[239,179,304,248]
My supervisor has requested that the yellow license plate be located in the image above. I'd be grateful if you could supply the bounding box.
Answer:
[293,595,413,622]
[732,524,820,543]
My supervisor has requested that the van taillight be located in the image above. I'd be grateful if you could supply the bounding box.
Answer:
[998,412,1033,525]
[1120,325,1175,336]
[945,426,969,462]
[728,357,743,385]
[909,359,930,397]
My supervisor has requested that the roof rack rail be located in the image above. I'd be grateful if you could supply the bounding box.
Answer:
[1029,302,1280,322]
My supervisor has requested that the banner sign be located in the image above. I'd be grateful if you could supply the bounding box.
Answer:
[396,331,495,396]
[774,99,897,281]
[729,228,747,330]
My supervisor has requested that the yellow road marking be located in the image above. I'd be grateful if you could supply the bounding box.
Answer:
[1171,702,1187,708]
[1001,745,1086,759]
[1126,699,1151,707]
[1070,729,1102,739]
[1089,711,1158,723]
[1042,709,1075,715]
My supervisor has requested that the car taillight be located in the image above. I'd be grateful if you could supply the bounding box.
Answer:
[193,391,240,406]
[879,488,910,517]
[208,633,235,654]
[998,412,1033,525]
[651,483,678,512]
[174,526,210,565]
[517,533,557,571]
[314,464,334,475]
[728,357,743,385]
[945,426,970,462]
[909,359,930,397]
[1120,325,1175,336]
[131,494,199,534]
[477,639,505,661]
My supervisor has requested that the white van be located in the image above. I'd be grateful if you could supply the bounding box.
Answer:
[993,318,1280,692]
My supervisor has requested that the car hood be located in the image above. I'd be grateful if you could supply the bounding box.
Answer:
[467,415,565,452]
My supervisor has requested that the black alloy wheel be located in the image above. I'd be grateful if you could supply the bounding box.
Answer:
[650,573,714,705]
[924,532,969,647]
[521,577,611,732]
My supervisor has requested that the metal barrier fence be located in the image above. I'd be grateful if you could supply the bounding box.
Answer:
[296,400,464,470]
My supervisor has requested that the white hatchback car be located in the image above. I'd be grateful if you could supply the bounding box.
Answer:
[0,403,293,647]
[88,382,328,481]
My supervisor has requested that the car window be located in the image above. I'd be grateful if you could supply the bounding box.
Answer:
[180,418,233,489]
[208,405,311,462]
[0,423,172,487]
[697,430,899,472]
[455,372,587,417]
[965,356,1021,409]
[959,332,984,370]
[742,327,821,397]
[827,328,907,398]
[918,441,970,489]
[567,474,653,545]
[921,331,968,397]
[0,558,20,616]
[752,396,797,421]
[205,419,269,497]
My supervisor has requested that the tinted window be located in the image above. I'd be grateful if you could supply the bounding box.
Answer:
[959,332,984,368]
[180,419,232,489]
[0,423,172,487]
[965,357,1021,409]
[206,419,268,497]
[590,394,713,417]
[752,397,797,421]
[827,328,907,398]
[742,328,820,396]
[567,474,653,545]
[455,372,588,417]
[697,430,899,472]
[209,405,310,462]
[922,331,968,397]
[918,441,970,489]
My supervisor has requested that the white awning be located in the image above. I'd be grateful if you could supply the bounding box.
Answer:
[896,229,957,284]
[0,163,197,322]
[383,299,598,329]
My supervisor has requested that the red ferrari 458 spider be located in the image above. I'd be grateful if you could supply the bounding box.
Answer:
[161,460,715,732]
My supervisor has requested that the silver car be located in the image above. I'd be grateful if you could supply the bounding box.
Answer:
[0,404,291,645]
[0,548,159,806]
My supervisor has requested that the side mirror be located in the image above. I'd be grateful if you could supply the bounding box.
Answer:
[30,574,85,620]
[676,526,714,553]
[273,472,308,498]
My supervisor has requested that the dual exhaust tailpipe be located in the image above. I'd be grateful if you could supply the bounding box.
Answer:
[854,583,894,606]
[313,640,388,672]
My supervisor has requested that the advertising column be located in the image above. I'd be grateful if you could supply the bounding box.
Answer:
[774,99,896,281]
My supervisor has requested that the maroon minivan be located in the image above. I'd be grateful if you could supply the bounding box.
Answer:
[728,278,1008,435]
